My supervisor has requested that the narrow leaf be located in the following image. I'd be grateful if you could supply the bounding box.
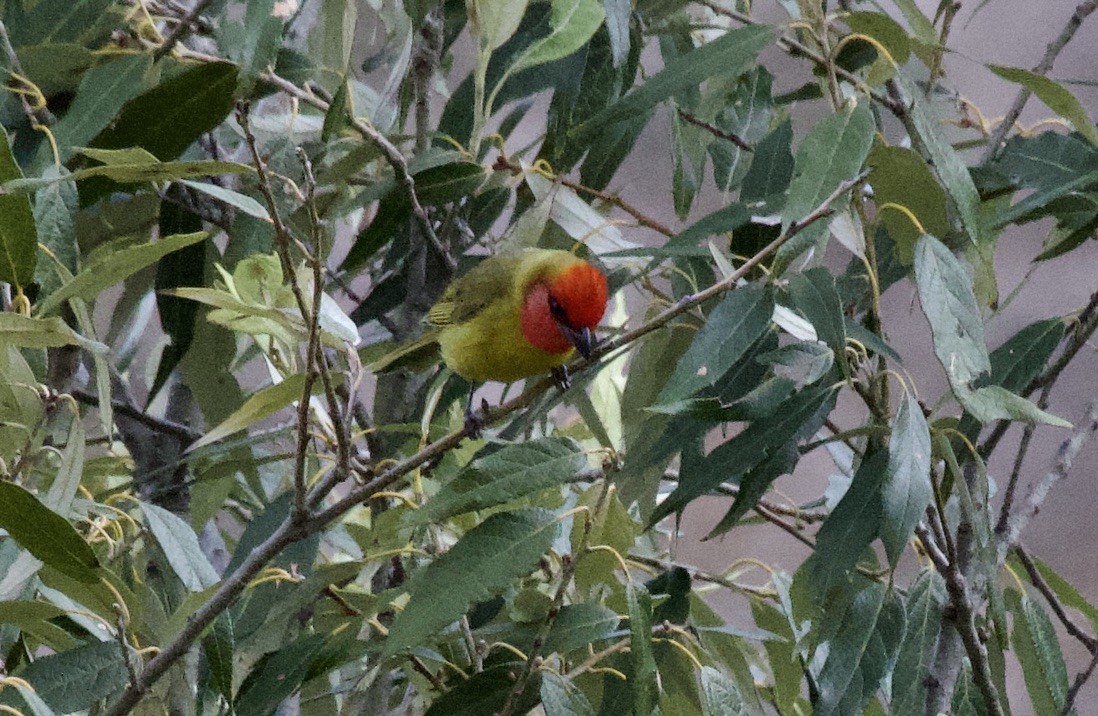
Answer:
[990,65,1098,147]
[656,283,773,406]
[383,509,559,656]
[190,374,309,451]
[881,392,933,566]
[37,231,209,315]
[409,438,587,525]
[0,481,99,583]
[512,0,605,73]
[142,502,220,591]
[0,127,37,288]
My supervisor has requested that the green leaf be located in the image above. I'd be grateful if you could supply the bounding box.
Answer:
[656,283,773,406]
[602,0,631,66]
[234,635,325,715]
[867,143,951,263]
[963,384,1071,428]
[179,179,270,220]
[0,313,105,352]
[815,584,905,716]
[32,166,78,300]
[990,65,1098,147]
[740,119,794,203]
[44,416,85,517]
[627,584,658,716]
[890,570,946,715]
[151,200,206,401]
[0,600,75,652]
[472,0,529,49]
[4,0,114,47]
[913,233,990,392]
[409,438,586,525]
[0,481,99,584]
[842,12,911,84]
[887,0,939,45]
[881,392,932,566]
[49,54,153,159]
[1017,554,1098,631]
[897,72,985,249]
[992,318,1066,392]
[543,602,621,654]
[512,0,604,73]
[801,451,887,597]
[1007,589,1073,715]
[424,662,541,716]
[787,268,847,356]
[321,76,351,143]
[541,671,596,716]
[14,640,126,713]
[570,25,773,145]
[653,384,834,527]
[36,231,209,315]
[383,509,559,657]
[708,68,775,195]
[218,0,286,94]
[0,126,37,288]
[751,599,800,713]
[190,374,310,451]
[142,502,220,591]
[699,666,744,716]
[82,61,239,202]
[777,102,874,270]
[202,618,235,704]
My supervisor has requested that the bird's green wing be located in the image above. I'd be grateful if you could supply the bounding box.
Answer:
[426,255,521,327]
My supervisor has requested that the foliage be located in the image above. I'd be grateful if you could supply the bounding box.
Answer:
[0,0,1096,714]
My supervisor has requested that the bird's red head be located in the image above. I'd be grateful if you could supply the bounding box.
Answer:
[520,262,608,356]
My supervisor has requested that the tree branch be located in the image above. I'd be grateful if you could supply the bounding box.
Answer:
[104,174,863,711]
[979,0,1098,164]
[1014,545,1097,653]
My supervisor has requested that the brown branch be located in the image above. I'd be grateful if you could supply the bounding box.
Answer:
[103,172,862,712]
[980,0,1098,164]
[1001,402,1098,550]
[696,0,904,116]
[1014,545,1098,653]
[152,0,216,61]
[71,389,201,443]
[980,290,1098,460]
[493,156,677,238]
[256,70,456,272]
[676,109,753,152]
[1063,645,1098,716]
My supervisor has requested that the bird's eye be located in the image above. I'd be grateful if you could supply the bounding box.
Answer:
[547,294,572,327]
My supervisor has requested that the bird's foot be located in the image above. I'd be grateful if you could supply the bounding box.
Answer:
[551,365,571,392]
[463,398,490,438]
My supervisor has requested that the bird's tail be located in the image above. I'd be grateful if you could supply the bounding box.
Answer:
[366,330,441,374]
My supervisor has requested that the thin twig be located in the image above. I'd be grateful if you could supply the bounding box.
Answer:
[1063,644,1098,716]
[493,157,676,238]
[754,504,816,550]
[71,389,201,443]
[238,104,319,519]
[103,177,861,712]
[626,553,773,597]
[152,0,216,60]
[980,291,1098,459]
[994,382,1052,538]
[676,109,753,152]
[696,0,904,116]
[256,70,456,272]
[1002,402,1098,550]
[1014,545,1098,652]
[980,0,1098,164]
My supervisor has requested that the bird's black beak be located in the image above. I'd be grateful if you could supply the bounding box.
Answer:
[559,324,595,359]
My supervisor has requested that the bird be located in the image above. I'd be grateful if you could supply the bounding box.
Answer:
[386,248,609,431]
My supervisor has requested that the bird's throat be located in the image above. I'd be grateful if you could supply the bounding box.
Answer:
[520,283,572,354]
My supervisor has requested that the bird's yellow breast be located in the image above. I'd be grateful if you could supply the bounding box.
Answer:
[437,297,573,382]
